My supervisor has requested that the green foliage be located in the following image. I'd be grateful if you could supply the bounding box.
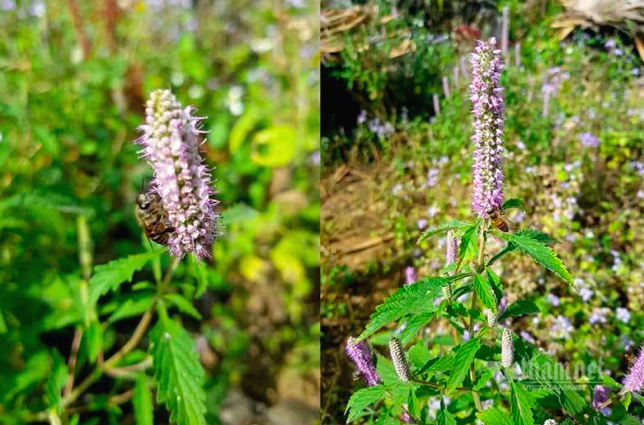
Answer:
[45,351,67,413]
[133,373,154,425]
[88,252,160,306]
[437,408,457,425]
[459,220,481,263]
[509,377,536,425]
[417,219,472,242]
[498,299,540,321]
[150,314,207,425]
[359,275,467,340]
[474,272,497,314]
[0,1,319,424]
[345,384,389,423]
[329,3,644,423]
[445,337,481,392]
[477,408,514,425]
[498,231,574,289]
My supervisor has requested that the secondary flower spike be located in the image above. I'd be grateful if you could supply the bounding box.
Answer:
[501,327,513,368]
[470,38,505,218]
[137,89,218,259]
[624,342,644,392]
[345,337,381,387]
[389,337,412,382]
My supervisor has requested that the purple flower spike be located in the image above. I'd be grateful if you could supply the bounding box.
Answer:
[592,385,610,410]
[470,38,505,218]
[137,89,219,259]
[624,342,644,392]
[345,337,381,387]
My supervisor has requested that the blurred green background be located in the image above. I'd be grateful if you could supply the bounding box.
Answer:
[321,0,644,423]
[0,0,319,424]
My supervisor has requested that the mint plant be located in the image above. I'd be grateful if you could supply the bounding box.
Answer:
[31,90,217,425]
[345,39,643,425]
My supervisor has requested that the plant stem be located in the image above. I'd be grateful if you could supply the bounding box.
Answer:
[63,255,180,408]
[469,220,487,412]
[63,327,83,399]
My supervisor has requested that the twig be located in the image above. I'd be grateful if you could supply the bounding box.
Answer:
[63,327,84,398]
[104,357,153,378]
[103,309,154,370]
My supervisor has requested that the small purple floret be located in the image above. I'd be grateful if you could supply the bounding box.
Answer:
[470,38,505,218]
[136,89,219,259]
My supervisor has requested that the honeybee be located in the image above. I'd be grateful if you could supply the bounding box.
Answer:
[135,190,175,246]
[488,208,509,232]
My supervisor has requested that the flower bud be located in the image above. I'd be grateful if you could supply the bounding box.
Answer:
[389,337,411,382]
[486,309,497,327]
[501,327,514,368]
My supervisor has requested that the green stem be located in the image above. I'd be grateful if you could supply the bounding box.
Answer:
[62,255,180,408]
[469,221,487,412]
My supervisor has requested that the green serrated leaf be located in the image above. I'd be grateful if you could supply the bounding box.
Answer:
[345,385,389,423]
[514,338,586,415]
[514,229,557,245]
[509,376,535,425]
[608,405,641,425]
[474,273,497,314]
[400,312,434,346]
[477,407,514,425]
[459,220,481,263]
[407,386,420,418]
[486,269,503,302]
[359,275,467,340]
[497,231,574,288]
[107,292,154,324]
[45,351,68,413]
[473,369,495,391]
[376,354,399,384]
[408,344,432,370]
[164,294,203,320]
[498,300,540,321]
[150,318,206,425]
[418,219,472,242]
[89,252,160,305]
[502,198,523,211]
[488,229,557,267]
[437,408,457,425]
[446,338,481,392]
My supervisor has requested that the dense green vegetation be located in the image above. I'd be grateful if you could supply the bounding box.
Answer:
[0,1,319,424]
[321,1,644,423]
